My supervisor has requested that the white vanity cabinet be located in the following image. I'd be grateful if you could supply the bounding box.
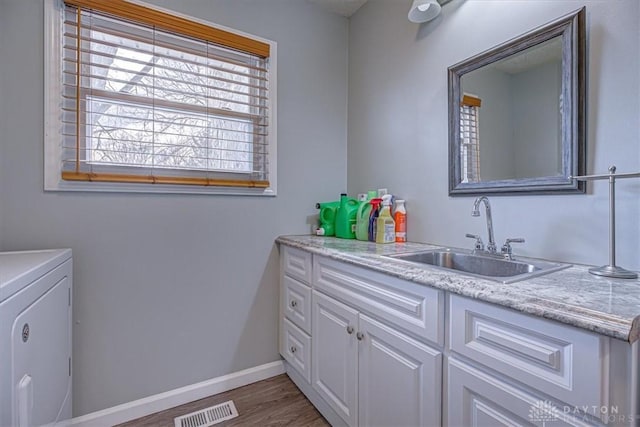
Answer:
[445,295,614,426]
[279,243,638,427]
[311,255,445,426]
[312,289,442,427]
[280,246,444,427]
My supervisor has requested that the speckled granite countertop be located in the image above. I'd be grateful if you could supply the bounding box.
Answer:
[276,235,640,343]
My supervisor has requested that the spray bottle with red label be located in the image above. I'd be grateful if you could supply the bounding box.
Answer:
[394,199,407,242]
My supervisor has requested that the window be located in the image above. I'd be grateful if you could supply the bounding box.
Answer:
[460,94,481,183]
[45,0,277,195]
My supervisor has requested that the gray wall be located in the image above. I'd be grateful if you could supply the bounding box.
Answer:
[348,0,640,270]
[0,0,348,416]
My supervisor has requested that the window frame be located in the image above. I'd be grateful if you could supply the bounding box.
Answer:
[44,0,278,196]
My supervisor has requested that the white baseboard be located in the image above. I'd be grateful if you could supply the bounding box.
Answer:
[71,360,285,427]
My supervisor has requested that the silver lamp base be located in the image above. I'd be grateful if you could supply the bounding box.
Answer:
[589,265,638,279]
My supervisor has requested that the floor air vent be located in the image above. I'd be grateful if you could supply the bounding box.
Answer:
[174,400,239,427]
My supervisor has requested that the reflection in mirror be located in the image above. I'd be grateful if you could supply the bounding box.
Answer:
[448,8,585,195]
[461,37,562,182]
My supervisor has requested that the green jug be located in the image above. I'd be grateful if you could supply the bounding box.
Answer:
[335,193,359,239]
[315,201,340,236]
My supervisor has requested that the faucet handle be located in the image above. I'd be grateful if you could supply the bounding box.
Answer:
[465,233,485,252]
[501,238,525,259]
[505,238,525,244]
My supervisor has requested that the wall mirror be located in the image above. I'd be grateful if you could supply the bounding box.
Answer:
[448,8,586,195]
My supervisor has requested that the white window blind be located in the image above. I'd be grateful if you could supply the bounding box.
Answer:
[460,94,481,183]
[61,1,270,188]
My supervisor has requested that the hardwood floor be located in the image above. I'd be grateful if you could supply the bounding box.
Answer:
[116,374,329,427]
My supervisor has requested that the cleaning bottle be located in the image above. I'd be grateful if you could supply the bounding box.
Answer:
[368,198,382,242]
[376,194,396,244]
[315,200,340,236]
[394,199,407,242]
[355,190,377,241]
[335,193,359,239]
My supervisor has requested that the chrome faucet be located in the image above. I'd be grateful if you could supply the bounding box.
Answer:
[471,196,497,254]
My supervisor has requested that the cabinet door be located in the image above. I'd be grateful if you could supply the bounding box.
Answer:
[358,314,442,427]
[447,358,595,427]
[312,290,359,427]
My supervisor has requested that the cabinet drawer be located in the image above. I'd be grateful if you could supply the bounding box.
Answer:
[282,246,312,284]
[282,275,311,334]
[447,358,599,427]
[281,318,311,383]
[314,255,444,346]
[449,295,603,413]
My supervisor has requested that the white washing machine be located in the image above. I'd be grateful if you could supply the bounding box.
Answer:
[0,249,72,427]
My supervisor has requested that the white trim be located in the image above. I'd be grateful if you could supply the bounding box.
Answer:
[631,340,639,424]
[70,360,284,427]
[43,0,278,196]
[43,0,62,192]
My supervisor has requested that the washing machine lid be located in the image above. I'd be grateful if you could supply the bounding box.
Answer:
[0,249,72,303]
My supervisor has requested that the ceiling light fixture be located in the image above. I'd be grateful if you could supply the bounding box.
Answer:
[408,0,446,23]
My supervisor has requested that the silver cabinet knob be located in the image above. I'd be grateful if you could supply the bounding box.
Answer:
[356,332,364,341]
[290,346,297,353]
[290,300,297,308]
[346,326,354,335]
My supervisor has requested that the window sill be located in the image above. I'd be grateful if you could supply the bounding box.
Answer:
[44,179,276,196]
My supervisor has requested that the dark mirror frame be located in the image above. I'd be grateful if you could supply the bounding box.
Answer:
[448,8,586,196]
